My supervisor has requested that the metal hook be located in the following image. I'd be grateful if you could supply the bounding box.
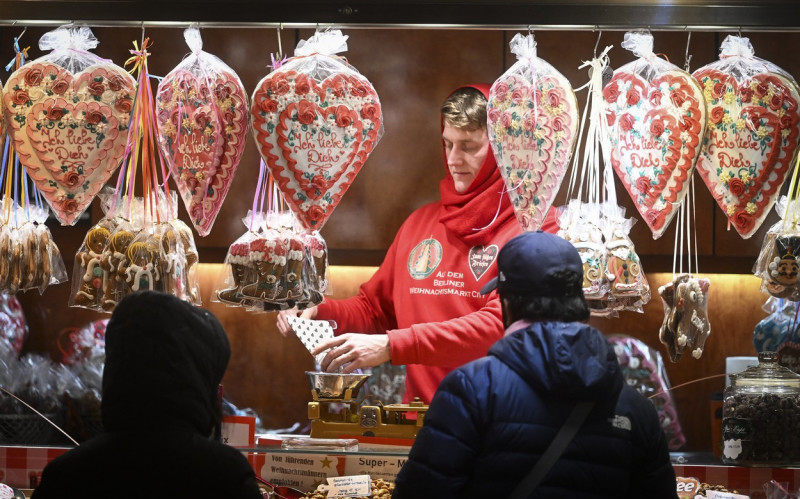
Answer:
[738,27,743,38]
[593,29,602,58]
[16,25,27,43]
[276,22,283,59]
[140,21,146,46]
[684,30,693,72]
[527,25,533,37]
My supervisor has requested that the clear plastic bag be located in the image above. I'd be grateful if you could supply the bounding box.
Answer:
[658,273,712,362]
[156,27,249,237]
[602,30,706,239]
[754,196,800,299]
[693,35,800,239]
[753,297,796,353]
[2,25,136,226]
[608,334,686,450]
[215,210,327,312]
[250,29,384,231]
[487,33,579,231]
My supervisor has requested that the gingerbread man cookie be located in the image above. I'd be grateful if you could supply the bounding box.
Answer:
[74,225,111,308]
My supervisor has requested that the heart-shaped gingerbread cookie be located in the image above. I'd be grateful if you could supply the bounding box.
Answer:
[251,68,382,231]
[3,62,135,225]
[602,70,706,239]
[692,68,800,238]
[488,73,578,231]
[156,69,249,236]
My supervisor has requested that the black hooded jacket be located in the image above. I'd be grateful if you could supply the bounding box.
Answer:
[32,291,261,499]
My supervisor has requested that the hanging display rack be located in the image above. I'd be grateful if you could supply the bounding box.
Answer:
[1,0,800,31]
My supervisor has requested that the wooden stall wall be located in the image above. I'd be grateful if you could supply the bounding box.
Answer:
[2,26,797,450]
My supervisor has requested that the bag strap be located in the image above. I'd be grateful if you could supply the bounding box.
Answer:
[507,401,596,499]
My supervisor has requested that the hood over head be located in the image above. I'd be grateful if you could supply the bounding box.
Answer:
[101,291,230,435]
[439,83,516,246]
[489,321,623,404]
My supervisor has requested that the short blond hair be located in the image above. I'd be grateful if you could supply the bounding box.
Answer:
[441,87,487,131]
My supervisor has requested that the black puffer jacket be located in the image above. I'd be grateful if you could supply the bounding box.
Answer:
[394,321,678,499]
[32,291,261,499]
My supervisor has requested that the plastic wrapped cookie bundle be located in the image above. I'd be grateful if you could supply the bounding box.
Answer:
[68,191,200,312]
[215,210,328,312]
[559,202,650,316]
[156,27,249,237]
[753,297,796,354]
[608,335,686,450]
[754,196,800,300]
[0,200,68,294]
[658,273,712,362]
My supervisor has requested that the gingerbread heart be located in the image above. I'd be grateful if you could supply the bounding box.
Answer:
[603,70,706,239]
[488,73,578,231]
[3,62,135,225]
[692,68,800,238]
[251,68,382,230]
[156,69,249,236]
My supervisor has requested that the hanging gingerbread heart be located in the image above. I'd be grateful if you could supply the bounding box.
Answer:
[3,62,135,225]
[693,36,800,239]
[602,32,706,239]
[250,30,383,231]
[488,34,578,231]
[156,28,249,237]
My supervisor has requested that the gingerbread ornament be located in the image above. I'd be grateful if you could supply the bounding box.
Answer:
[602,31,707,239]
[73,224,111,308]
[125,240,160,293]
[156,28,249,236]
[693,36,800,239]
[251,30,383,231]
[2,27,136,226]
[100,228,134,311]
[488,33,579,231]
[217,237,253,305]
[240,232,288,302]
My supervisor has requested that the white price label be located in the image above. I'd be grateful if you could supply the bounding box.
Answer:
[326,475,372,498]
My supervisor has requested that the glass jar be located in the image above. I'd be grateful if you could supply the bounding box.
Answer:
[722,351,800,466]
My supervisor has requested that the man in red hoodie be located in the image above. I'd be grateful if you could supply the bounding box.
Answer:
[278,84,556,403]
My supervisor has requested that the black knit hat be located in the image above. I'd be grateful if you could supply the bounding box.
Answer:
[101,291,230,435]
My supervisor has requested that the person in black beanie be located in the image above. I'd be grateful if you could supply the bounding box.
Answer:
[32,291,261,499]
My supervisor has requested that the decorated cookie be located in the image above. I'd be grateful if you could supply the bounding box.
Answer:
[602,70,706,238]
[692,36,800,239]
[157,68,248,236]
[240,232,288,301]
[488,72,578,230]
[251,50,382,230]
[693,69,800,238]
[218,238,253,305]
[659,274,712,362]
[3,62,135,225]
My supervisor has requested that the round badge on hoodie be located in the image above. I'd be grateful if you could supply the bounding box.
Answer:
[407,238,443,279]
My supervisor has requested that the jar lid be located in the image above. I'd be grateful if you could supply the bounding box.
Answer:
[729,351,800,387]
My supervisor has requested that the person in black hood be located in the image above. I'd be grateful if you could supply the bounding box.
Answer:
[394,231,678,499]
[32,291,262,499]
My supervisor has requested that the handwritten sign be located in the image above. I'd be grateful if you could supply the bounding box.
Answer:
[326,475,371,498]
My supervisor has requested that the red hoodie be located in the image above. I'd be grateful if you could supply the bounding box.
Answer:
[316,84,557,403]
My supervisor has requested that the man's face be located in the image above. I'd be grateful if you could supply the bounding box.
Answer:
[442,123,490,193]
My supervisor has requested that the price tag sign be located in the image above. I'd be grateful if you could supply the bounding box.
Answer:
[326,475,371,498]
[706,491,750,499]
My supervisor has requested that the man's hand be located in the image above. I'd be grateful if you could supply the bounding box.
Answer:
[276,305,318,337]
[312,333,391,373]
